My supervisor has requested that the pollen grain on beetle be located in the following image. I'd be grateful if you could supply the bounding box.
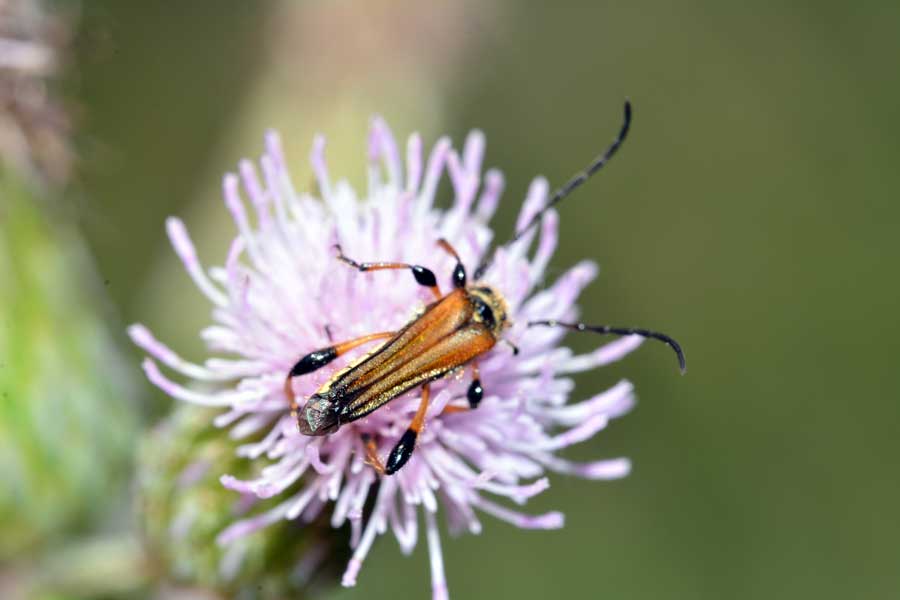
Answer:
[130,116,647,600]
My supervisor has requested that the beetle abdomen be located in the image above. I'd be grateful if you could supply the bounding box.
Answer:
[296,392,341,436]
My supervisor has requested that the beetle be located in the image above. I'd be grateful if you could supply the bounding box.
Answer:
[284,101,685,476]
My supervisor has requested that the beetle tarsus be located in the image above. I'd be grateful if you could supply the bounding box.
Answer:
[362,433,386,475]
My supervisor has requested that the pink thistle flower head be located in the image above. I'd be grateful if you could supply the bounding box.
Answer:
[131,107,681,599]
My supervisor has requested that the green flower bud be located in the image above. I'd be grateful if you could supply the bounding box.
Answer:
[0,181,138,558]
[137,405,347,599]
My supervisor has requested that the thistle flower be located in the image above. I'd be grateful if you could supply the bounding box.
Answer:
[130,118,644,599]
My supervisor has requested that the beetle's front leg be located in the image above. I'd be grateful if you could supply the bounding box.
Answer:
[284,331,394,411]
[334,245,442,300]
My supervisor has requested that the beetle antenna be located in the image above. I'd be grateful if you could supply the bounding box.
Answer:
[473,100,632,281]
[527,319,686,374]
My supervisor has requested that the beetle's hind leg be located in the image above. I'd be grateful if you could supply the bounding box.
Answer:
[361,433,386,475]
[358,385,430,476]
[284,331,394,411]
[375,383,431,476]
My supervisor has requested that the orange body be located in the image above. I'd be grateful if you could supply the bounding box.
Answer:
[296,286,507,435]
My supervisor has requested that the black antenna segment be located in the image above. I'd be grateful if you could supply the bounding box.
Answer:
[527,319,686,374]
[473,100,632,281]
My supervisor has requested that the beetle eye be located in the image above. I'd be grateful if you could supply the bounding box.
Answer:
[474,299,496,330]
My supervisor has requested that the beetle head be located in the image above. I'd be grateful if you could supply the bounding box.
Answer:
[469,286,510,338]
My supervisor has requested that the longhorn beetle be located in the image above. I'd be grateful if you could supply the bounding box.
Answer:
[284,101,685,476]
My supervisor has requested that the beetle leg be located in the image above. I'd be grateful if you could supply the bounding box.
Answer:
[361,433,386,475]
[334,244,442,299]
[384,383,431,475]
[499,338,519,355]
[466,362,483,408]
[284,331,394,411]
[436,238,467,288]
[441,362,483,415]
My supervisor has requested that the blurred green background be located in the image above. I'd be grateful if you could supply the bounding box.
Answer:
[3,0,899,598]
